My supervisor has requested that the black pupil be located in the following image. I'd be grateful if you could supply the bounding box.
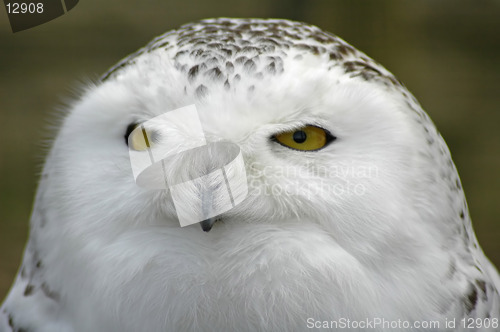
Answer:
[293,130,307,143]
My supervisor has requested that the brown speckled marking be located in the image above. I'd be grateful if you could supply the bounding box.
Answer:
[23,284,34,297]
[41,282,60,301]
[476,279,487,293]
[195,85,208,98]
[464,283,478,314]
[100,18,407,101]
[6,312,29,332]
[188,65,200,82]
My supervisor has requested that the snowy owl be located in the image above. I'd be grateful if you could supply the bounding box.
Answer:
[1,18,499,332]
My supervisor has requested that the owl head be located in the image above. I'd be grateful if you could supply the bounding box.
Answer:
[42,18,470,276]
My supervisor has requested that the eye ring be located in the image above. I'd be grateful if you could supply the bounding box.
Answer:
[125,123,139,145]
[271,125,336,151]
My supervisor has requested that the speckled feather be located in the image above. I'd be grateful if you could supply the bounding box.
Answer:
[103,19,406,97]
[1,18,499,332]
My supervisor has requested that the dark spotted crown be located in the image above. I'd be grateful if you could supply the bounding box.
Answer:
[101,18,402,93]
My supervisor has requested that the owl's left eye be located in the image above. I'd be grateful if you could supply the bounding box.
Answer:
[272,125,335,151]
[125,123,155,151]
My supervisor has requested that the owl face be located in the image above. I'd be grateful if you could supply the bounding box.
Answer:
[46,34,436,267]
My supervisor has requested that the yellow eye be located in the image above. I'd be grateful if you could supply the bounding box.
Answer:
[126,123,155,151]
[273,125,334,151]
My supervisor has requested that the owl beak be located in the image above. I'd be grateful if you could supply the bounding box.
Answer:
[200,217,217,232]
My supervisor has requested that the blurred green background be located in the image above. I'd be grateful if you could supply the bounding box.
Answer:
[1,0,499,300]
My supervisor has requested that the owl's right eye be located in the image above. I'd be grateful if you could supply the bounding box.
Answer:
[125,123,153,151]
[272,125,335,151]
